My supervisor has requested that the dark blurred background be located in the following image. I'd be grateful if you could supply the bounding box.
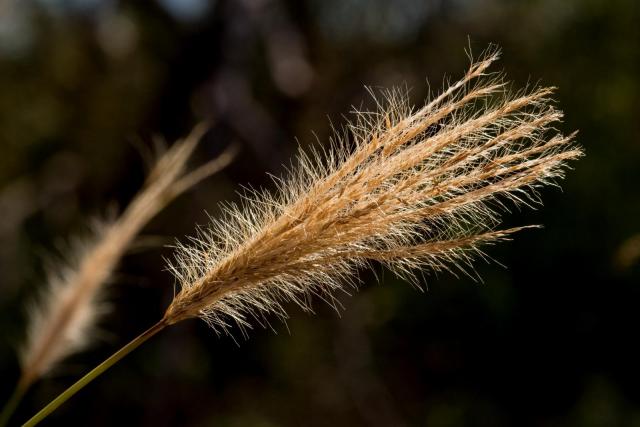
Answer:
[0,0,639,426]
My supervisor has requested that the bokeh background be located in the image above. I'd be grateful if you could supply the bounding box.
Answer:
[0,0,639,426]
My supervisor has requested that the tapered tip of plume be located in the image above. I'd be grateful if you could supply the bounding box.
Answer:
[164,48,582,338]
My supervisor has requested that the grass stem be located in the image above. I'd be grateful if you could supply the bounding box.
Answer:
[22,320,166,427]
[0,380,28,427]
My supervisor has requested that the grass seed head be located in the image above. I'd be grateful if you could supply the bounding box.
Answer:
[164,49,582,337]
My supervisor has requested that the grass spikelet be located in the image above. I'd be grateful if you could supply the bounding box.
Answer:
[18,125,237,389]
[162,49,582,335]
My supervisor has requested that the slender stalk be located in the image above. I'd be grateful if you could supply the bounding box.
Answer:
[0,381,27,427]
[22,320,167,427]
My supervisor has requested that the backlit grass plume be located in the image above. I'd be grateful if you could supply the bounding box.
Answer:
[0,125,236,427]
[21,48,582,426]
[162,49,580,333]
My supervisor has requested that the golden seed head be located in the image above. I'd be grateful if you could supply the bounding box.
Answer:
[164,48,582,337]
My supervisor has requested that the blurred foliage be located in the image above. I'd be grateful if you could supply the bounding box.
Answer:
[0,0,639,426]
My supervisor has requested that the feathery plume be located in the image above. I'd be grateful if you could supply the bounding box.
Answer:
[162,49,582,335]
[19,125,237,388]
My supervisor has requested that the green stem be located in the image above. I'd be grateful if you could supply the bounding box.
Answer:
[22,320,167,427]
[0,381,28,427]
